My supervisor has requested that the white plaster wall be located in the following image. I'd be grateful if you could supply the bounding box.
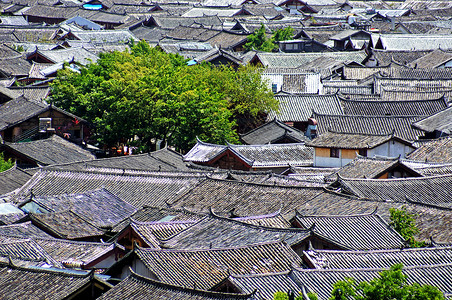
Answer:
[314,150,354,167]
[369,141,414,158]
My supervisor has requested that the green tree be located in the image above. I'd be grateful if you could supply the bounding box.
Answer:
[0,152,13,172]
[389,206,425,248]
[50,41,276,152]
[329,264,445,300]
[273,291,304,300]
[244,24,294,52]
[273,27,294,42]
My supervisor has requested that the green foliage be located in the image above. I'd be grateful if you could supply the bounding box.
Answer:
[389,206,425,248]
[307,292,319,300]
[329,264,445,300]
[273,27,294,42]
[273,291,304,300]
[50,41,275,152]
[244,24,294,52]
[0,152,13,172]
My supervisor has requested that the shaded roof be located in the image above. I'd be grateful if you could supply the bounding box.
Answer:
[183,139,313,168]
[255,51,367,68]
[293,211,405,250]
[312,112,424,142]
[133,241,302,290]
[240,119,308,145]
[370,49,432,66]
[412,105,452,134]
[23,188,137,229]
[68,29,138,44]
[268,94,343,122]
[4,135,96,166]
[306,131,411,149]
[160,211,311,250]
[149,15,222,29]
[407,137,452,163]
[30,47,98,65]
[97,269,254,300]
[0,265,98,300]
[409,49,452,68]
[325,155,410,180]
[0,221,52,239]
[0,97,48,131]
[0,165,33,196]
[374,77,452,94]
[340,97,448,116]
[304,246,452,269]
[10,169,206,208]
[33,237,117,268]
[30,210,105,240]
[376,34,452,51]
[45,147,190,172]
[169,177,327,218]
[333,174,452,209]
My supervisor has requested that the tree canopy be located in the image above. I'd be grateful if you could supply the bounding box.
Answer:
[244,24,294,52]
[330,264,444,300]
[50,41,277,152]
[0,152,13,172]
[389,206,425,248]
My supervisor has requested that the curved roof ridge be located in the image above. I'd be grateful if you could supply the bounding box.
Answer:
[128,267,256,298]
[136,239,289,253]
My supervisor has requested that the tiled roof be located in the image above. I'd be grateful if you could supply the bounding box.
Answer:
[69,30,138,44]
[183,140,314,168]
[181,7,245,18]
[267,94,343,122]
[304,246,452,269]
[134,241,302,290]
[325,156,403,180]
[33,237,117,268]
[370,49,432,66]
[293,212,406,250]
[150,15,222,29]
[234,211,291,228]
[4,135,96,166]
[231,264,452,300]
[0,221,52,239]
[169,177,326,218]
[0,97,48,131]
[306,131,408,149]
[98,269,254,300]
[340,97,448,116]
[0,236,60,267]
[380,89,452,101]
[240,119,308,145]
[32,48,98,65]
[292,264,452,300]
[412,106,452,134]
[409,49,452,68]
[24,188,137,229]
[407,137,452,163]
[374,77,452,94]
[30,210,105,240]
[0,165,32,196]
[376,34,452,51]
[11,169,205,208]
[160,212,311,250]
[45,147,190,172]
[312,112,423,142]
[0,265,97,300]
[131,220,196,244]
[333,174,452,209]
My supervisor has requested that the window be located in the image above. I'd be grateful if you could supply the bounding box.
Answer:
[330,148,339,158]
[358,148,368,157]
[39,118,52,132]
[272,84,278,93]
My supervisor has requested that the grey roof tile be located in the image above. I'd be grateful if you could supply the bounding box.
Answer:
[267,94,344,122]
[97,269,255,300]
[133,241,302,290]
